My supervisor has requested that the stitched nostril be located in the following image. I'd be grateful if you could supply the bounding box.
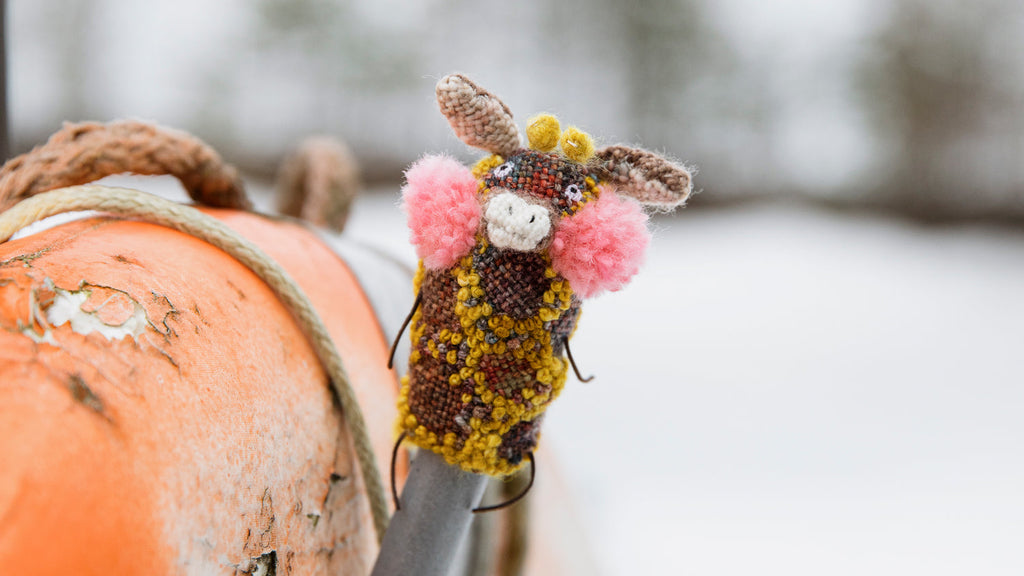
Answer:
[529,215,535,223]
[508,205,513,215]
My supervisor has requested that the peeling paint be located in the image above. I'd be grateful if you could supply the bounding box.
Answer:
[12,277,160,346]
[153,346,181,371]
[149,292,180,338]
[20,281,57,345]
[50,290,148,340]
[252,551,277,576]
[19,327,56,345]
[46,283,149,341]
[0,247,50,269]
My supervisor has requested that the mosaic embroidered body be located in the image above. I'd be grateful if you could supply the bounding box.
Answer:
[396,74,693,477]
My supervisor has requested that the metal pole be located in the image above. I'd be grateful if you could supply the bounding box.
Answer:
[0,0,9,161]
[370,450,488,576]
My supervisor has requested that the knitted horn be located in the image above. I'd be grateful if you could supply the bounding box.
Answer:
[594,145,693,209]
[436,74,521,158]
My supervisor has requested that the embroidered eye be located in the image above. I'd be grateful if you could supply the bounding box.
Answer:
[564,183,583,202]
[492,161,514,179]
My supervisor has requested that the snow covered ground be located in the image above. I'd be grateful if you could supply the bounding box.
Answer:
[346,191,1024,576]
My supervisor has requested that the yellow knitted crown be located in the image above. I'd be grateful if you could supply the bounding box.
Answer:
[527,114,595,163]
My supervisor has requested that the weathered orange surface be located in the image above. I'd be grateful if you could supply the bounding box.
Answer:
[0,209,401,575]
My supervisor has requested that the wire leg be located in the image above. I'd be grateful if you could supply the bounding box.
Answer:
[472,453,535,513]
[388,291,422,369]
[391,431,408,511]
[563,338,594,383]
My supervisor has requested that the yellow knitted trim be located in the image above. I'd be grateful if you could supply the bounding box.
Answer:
[472,155,506,179]
[396,246,573,476]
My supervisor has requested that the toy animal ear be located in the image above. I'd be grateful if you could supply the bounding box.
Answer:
[402,155,482,270]
[594,145,692,209]
[550,189,650,299]
[436,74,521,158]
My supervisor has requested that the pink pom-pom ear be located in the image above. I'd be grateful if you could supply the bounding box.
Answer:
[402,155,482,269]
[550,188,650,299]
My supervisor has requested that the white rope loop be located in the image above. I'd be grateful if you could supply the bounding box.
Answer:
[0,185,390,543]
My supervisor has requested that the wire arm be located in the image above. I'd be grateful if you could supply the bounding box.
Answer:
[387,291,422,369]
[563,337,594,383]
[390,431,408,511]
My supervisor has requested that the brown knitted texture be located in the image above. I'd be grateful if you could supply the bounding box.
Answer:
[436,74,521,157]
[276,136,360,232]
[404,238,576,472]
[482,148,593,216]
[594,145,692,208]
[0,120,250,213]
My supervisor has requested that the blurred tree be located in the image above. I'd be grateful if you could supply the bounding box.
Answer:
[254,0,418,91]
[617,0,708,147]
[49,0,98,123]
[859,0,1024,220]
[602,0,772,201]
[188,0,422,179]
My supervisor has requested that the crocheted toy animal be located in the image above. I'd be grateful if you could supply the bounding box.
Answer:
[395,74,692,477]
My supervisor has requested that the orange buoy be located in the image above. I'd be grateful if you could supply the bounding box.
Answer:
[0,208,401,575]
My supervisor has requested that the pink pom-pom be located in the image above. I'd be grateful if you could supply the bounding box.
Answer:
[402,155,482,269]
[550,188,650,298]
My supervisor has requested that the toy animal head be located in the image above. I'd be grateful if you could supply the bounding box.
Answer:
[403,74,692,298]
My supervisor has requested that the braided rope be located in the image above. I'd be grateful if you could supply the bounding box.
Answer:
[276,136,360,232]
[0,185,389,543]
[0,120,250,213]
